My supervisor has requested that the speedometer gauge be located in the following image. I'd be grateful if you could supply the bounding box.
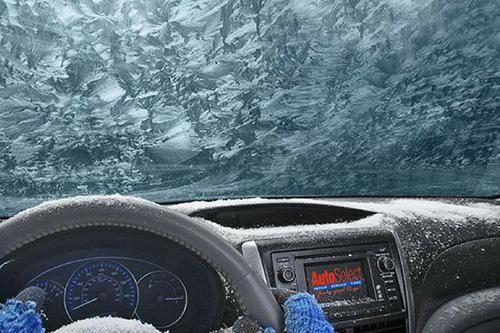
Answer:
[64,260,138,322]
[136,271,188,328]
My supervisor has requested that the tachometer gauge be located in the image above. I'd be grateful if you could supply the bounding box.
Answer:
[30,280,65,331]
[64,260,138,322]
[33,279,64,305]
[136,271,188,328]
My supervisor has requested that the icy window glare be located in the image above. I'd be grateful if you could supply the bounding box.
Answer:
[0,0,499,213]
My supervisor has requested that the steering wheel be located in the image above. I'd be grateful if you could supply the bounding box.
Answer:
[0,196,283,332]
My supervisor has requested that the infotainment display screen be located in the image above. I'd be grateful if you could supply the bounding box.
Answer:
[305,261,369,303]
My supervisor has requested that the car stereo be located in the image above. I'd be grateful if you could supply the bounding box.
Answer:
[271,243,406,324]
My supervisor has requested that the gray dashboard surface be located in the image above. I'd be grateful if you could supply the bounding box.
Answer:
[170,197,499,280]
[169,197,500,331]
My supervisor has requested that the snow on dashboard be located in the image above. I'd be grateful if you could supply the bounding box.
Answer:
[194,213,386,245]
[172,197,500,280]
[171,197,500,222]
[329,199,499,222]
[9,195,500,282]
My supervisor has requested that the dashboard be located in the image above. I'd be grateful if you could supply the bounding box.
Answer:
[171,197,500,333]
[0,228,225,332]
[1,196,499,333]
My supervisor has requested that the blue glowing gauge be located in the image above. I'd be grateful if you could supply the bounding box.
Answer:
[31,279,65,331]
[33,279,64,304]
[64,260,138,322]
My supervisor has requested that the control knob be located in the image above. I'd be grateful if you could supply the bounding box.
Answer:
[378,256,395,272]
[278,267,296,283]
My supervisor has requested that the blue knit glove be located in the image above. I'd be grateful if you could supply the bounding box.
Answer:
[228,292,335,333]
[282,293,334,333]
[0,299,45,333]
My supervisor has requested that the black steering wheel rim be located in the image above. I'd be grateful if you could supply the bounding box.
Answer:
[0,195,283,332]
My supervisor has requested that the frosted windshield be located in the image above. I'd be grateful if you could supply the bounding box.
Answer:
[0,0,498,215]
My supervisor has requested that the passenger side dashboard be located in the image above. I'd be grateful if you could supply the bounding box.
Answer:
[172,197,500,333]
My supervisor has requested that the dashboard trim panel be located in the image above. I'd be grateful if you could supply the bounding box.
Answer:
[241,241,269,285]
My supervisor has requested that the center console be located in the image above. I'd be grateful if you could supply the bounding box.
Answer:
[269,242,408,332]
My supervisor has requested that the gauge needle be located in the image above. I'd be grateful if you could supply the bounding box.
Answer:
[163,297,184,301]
[71,297,98,311]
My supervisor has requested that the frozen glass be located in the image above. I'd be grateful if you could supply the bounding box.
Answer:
[0,0,498,215]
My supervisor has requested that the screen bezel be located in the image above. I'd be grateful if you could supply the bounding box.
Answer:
[295,254,376,304]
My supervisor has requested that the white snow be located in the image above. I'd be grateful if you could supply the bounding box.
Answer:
[194,213,386,245]
[170,197,500,222]
[328,199,500,221]
[52,317,161,333]
[10,195,155,221]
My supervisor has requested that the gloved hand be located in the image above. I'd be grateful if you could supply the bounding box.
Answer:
[215,288,335,333]
[0,299,45,333]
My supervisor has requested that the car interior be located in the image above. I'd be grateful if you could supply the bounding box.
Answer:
[0,195,499,333]
[0,0,498,332]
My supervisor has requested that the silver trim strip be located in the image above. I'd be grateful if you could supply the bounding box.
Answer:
[391,229,415,333]
[241,241,268,285]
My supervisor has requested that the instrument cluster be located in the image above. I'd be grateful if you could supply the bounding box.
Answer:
[27,257,188,331]
[0,229,224,333]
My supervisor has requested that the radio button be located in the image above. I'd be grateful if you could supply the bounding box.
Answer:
[278,267,296,283]
[277,257,291,263]
[388,295,399,302]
